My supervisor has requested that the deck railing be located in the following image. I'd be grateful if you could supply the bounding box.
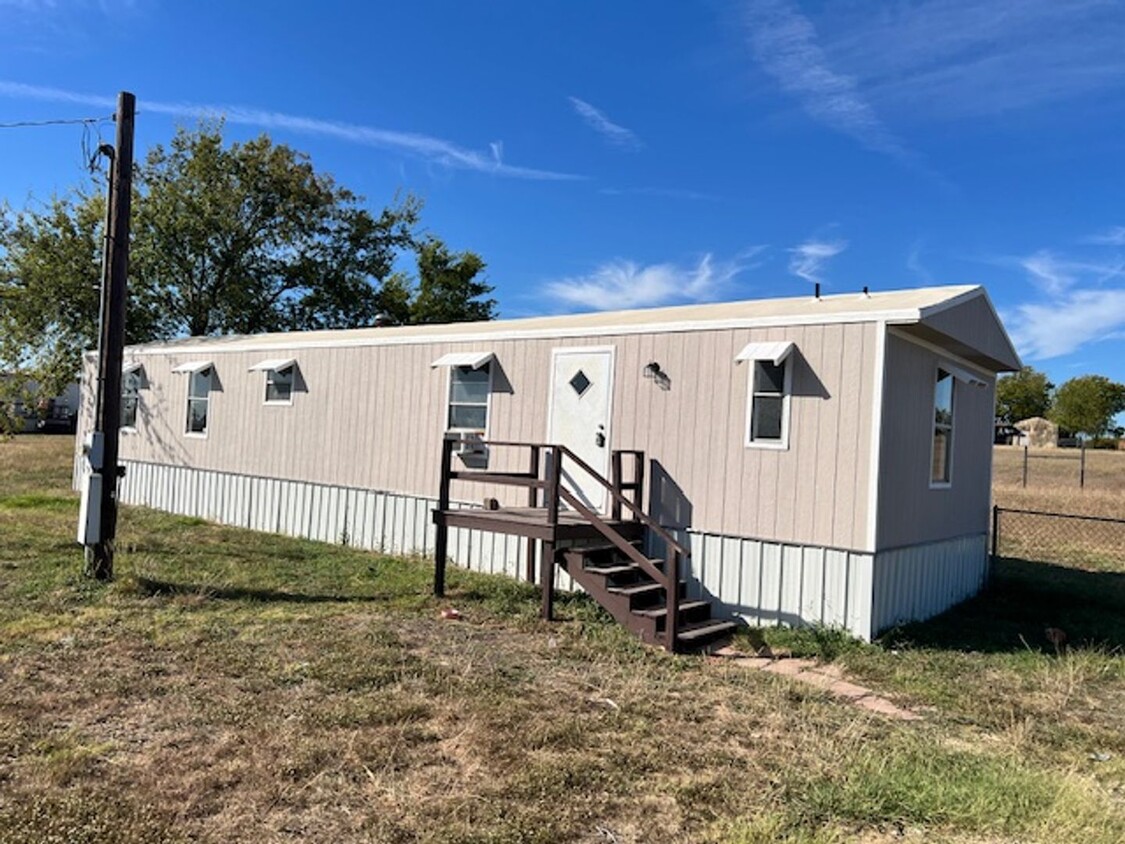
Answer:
[433,439,690,649]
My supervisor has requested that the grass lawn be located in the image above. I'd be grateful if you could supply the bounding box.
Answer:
[0,436,1123,843]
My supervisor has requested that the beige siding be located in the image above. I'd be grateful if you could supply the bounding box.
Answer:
[875,334,995,549]
[86,321,879,551]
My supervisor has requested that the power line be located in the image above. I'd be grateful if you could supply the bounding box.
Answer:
[0,115,113,129]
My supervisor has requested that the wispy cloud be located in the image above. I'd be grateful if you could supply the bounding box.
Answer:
[788,238,847,286]
[1084,226,1125,246]
[567,96,642,150]
[815,1,1125,120]
[743,0,906,157]
[543,249,766,311]
[0,80,581,181]
[906,240,933,284]
[1006,246,1125,359]
[598,186,720,202]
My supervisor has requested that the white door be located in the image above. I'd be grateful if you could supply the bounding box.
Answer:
[547,347,615,513]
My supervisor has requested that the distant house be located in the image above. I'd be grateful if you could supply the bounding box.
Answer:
[994,422,1023,446]
[1015,416,1058,449]
[1,372,79,433]
[75,284,1020,642]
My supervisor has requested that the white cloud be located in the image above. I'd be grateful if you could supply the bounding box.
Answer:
[1007,288,1125,359]
[906,240,932,283]
[567,96,641,150]
[543,249,766,311]
[787,238,847,285]
[598,186,720,201]
[1084,226,1125,246]
[0,80,581,181]
[743,0,906,157]
[1020,250,1077,296]
[815,1,1125,120]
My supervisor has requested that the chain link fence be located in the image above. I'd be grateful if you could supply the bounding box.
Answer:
[992,506,1125,570]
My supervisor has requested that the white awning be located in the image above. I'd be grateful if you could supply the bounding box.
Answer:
[430,351,495,370]
[171,360,213,374]
[734,341,795,366]
[943,362,989,387]
[248,358,296,372]
[122,361,144,375]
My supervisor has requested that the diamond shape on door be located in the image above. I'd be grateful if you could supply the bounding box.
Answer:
[569,370,592,397]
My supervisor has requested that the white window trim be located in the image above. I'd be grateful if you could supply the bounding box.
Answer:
[184,366,212,439]
[263,365,295,406]
[929,364,955,489]
[445,361,494,436]
[744,357,792,450]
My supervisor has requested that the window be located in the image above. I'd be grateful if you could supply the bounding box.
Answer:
[121,369,141,429]
[265,365,294,403]
[250,358,297,404]
[931,368,954,485]
[747,359,789,447]
[448,364,490,431]
[186,367,212,435]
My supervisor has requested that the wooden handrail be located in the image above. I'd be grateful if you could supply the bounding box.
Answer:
[559,488,668,586]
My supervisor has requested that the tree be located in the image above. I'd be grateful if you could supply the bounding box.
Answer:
[1,124,494,385]
[995,366,1053,423]
[408,237,495,324]
[1049,375,1125,438]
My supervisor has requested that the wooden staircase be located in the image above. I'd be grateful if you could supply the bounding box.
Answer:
[561,541,736,651]
[432,439,737,653]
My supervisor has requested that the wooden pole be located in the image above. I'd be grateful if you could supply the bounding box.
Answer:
[87,91,135,582]
[1022,445,1028,488]
[525,445,540,583]
[1080,442,1086,489]
[540,448,560,620]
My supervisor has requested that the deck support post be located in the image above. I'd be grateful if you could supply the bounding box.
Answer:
[525,445,541,583]
[541,448,561,620]
[433,436,455,597]
[540,541,556,620]
[665,547,680,652]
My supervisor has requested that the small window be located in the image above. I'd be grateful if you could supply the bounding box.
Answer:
[448,364,490,431]
[121,370,141,429]
[931,368,954,485]
[746,358,790,448]
[186,367,212,435]
[265,365,294,404]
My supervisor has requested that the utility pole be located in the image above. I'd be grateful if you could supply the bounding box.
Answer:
[82,91,135,581]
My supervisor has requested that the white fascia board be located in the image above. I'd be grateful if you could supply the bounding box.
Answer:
[734,340,795,366]
[122,361,144,375]
[123,308,926,358]
[171,360,213,374]
[248,357,296,372]
[943,361,990,388]
[430,351,495,369]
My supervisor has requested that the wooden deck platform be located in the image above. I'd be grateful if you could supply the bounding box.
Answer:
[434,506,646,543]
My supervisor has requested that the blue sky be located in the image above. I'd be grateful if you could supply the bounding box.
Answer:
[2,0,1125,394]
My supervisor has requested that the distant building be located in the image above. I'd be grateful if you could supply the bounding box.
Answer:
[1015,416,1058,448]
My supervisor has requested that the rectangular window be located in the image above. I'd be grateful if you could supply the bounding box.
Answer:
[448,364,490,431]
[931,367,954,485]
[265,365,294,404]
[186,367,212,435]
[121,370,141,429]
[746,358,790,447]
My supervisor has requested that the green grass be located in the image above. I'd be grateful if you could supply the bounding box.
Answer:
[1,435,1123,843]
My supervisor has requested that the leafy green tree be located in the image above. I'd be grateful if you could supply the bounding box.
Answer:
[995,366,1053,423]
[1,124,494,386]
[408,237,495,324]
[1049,375,1125,438]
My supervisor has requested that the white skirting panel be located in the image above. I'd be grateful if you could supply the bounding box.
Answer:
[870,533,988,635]
[651,528,875,640]
[113,460,533,582]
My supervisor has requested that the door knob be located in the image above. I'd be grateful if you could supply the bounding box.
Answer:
[595,424,606,448]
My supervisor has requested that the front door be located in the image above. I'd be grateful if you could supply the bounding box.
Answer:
[547,347,614,512]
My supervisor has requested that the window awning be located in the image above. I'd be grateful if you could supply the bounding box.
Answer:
[943,362,989,388]
[734,341,795,366]
[248,358,296,372]
[430,351,495,370]
[171,360,213,374]
[122,361,144,375]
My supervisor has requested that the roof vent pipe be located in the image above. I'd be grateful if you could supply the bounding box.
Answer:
[862,285,869,296]
[814,282,821,299]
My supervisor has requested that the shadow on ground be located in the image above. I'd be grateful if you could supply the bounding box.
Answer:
[133,577,374,605]
[881,557,1125,654]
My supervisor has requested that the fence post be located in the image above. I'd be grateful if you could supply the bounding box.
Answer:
[433,436,455,597]
[1022,446,1028,488]
[990,504,999,560]
[1080,442,1086,489]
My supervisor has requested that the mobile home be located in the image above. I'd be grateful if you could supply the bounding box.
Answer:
[75,284,1020,644]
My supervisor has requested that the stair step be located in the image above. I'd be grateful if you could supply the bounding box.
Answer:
[631,599,708,618]
[584,564,640,577]
[676,620,739,642]
[570,541,642,556]
[607,581,683,598]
